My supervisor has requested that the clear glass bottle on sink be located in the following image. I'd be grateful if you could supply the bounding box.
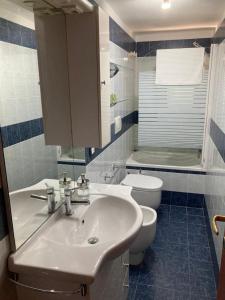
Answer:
[59,172,72,198]
[77,174,90,199]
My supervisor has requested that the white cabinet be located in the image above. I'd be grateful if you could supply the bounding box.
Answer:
[35,7,110,148]
[16,252,129,300]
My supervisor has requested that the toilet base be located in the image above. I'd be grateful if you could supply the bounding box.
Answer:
[129,251,145,265]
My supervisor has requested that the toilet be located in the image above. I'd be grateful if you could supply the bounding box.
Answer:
[121,174,162,265]
[129,205,157,265]
[121,174,163,209]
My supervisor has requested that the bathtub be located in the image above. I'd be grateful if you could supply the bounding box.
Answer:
[126,148,203,171]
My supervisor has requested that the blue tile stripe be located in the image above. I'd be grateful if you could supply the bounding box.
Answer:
[0,188,8,240]
[109,17,136,53]
[137,38,211,57]
[126,165,206,175]
[0,17,36,49]
[1,118,44,148]
[210,119,225,163]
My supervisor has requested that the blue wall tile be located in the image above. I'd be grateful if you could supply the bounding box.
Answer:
[210,119,225,163]
[109,17,136,53]
[137,38,211,57]
[8,21,21,45]
[1,118,44,148]
[0,17,36,49]
[0,18,9,43]
[19,121,32,142]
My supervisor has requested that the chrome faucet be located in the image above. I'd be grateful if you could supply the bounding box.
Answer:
[63,183,90,216]
[30,186,56,214]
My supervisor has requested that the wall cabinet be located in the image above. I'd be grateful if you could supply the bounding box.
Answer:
[35,7,110,148]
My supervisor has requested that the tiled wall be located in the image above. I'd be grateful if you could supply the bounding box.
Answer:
[137,38,211,57]
[204,20,225,266]
[126,167,206,196]
[0,0,58,192]
[85,18,136,184]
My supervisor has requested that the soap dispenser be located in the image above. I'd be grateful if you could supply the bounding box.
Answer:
[77,174,90,198]
[59,172,71,197]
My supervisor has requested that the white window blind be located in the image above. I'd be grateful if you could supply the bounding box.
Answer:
[138,62,208,149]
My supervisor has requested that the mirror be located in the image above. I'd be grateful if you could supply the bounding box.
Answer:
[0,1,86,249]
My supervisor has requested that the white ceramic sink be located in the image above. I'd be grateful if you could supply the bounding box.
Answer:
[9,183,143,284]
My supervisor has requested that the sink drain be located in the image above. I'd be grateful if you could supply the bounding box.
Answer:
[88,237,99,244]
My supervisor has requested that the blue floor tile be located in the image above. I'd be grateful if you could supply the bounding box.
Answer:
[171,192,188,206]
[151,243,189,259]
[128,284,137,300]
[130,265,140,284]
[187,193,204,208]
[189,259,216,279]
[188,214,206,226]
[170,206,187,215]
[188,232,210,247]
[187,207,204,216]
[189,276,217,298]
[143,248,189,276]
[190,294,216,300]
[188,222,207,235]
[138,270,190,291]
[189,245,211,262]
[134,285,190,300]
[161,191,171,205]
[170,211,188,223]
[133,200,217,300]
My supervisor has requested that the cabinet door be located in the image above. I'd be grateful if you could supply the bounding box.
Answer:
[98,7,111,147]
[35,14,73,146]
[35,8,110,148]
[66,7,110,148]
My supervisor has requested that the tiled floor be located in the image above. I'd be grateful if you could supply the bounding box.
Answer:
[129,204,217,300]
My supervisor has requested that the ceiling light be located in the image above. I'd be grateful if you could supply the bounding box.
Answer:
[162,0,171,9]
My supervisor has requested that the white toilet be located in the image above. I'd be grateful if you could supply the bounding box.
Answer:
[121,174,162,265]
[121,174,163,209]
[129,205,157,265]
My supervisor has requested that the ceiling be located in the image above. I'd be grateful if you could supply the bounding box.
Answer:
[105,0,225,34]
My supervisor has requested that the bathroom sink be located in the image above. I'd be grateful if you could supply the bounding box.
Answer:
[9,184,143,284]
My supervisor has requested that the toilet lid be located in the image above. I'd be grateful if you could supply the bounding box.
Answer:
[121,174,163,191]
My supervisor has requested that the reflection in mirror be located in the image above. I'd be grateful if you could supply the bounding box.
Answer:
[57,147,86,181]
[0,0,85,250]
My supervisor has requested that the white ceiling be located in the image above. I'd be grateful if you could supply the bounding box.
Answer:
[105,0,225,34]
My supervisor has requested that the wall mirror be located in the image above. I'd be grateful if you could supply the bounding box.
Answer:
[0,0,89,250]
